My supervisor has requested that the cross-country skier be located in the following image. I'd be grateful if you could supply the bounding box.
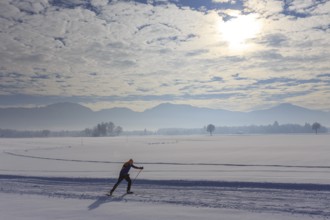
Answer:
[108,159,143,196]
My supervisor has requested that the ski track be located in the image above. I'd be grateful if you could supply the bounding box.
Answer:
[0,175,329,218]
[5,151,330,169]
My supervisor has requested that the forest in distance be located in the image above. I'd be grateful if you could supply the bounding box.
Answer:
[0,121,327,138]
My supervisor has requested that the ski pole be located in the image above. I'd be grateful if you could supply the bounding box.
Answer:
[132,169,142,185]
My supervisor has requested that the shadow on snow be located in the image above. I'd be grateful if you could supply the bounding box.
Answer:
[1,174,330,192]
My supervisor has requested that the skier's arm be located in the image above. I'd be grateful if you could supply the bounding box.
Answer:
[132,164,144,169]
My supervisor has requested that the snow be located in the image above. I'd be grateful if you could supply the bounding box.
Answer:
[0,193,312,220]
[1,134,330,219]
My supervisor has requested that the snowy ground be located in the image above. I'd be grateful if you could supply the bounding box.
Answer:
[0,134,330,219]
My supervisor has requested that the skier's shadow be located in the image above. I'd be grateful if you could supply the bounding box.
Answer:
[88,194,127,210]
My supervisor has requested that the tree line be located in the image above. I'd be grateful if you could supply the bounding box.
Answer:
[83,122,123,137]
[157,122,328,135]
[0,129,52,138]
[0,121,327,138]
[0,121,123,138]
[209,121,327,135]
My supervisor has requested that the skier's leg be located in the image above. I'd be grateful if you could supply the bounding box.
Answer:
[110,176,124,194]
[124,175,132,192]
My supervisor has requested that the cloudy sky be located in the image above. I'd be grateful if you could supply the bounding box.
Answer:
[0,0,329,112]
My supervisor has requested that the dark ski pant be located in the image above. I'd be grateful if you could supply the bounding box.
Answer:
[110,174,131,193]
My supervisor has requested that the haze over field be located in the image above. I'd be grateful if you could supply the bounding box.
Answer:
[0,102,329,130]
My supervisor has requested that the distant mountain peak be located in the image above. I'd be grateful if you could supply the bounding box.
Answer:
[0,102,329,130]
[277,103,295,107]
[153,102,190,108]
[45,102,93,112]
[46,102,85,108]
[146,103,191,111]
[271,103,311,112]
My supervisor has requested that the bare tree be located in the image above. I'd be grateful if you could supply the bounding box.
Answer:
[206,124,215,136]
[114,126,123,136]
[92,122,122,137]
[312,122,321,134]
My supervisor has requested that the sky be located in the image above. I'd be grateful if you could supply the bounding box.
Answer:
[0,0,329,112]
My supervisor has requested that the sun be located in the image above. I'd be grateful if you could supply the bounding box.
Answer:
[219,14,262,51]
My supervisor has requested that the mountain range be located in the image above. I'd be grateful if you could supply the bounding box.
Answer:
[0,102,329,130]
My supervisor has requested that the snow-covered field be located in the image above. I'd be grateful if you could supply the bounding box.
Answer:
[1,134,330,219]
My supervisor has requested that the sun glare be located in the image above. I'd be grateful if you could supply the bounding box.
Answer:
[219,14,262,51]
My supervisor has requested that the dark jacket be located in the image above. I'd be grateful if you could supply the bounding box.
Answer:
[119,162,139,177]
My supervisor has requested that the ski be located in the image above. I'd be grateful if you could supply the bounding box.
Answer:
[106,191,134,197]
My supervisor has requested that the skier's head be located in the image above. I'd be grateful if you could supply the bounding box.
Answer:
[128,159,133,164]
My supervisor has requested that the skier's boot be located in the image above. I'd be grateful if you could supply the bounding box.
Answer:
[107,190,113,196]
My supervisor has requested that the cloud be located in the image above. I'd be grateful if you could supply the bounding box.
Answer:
[213,0,236,3]
[317,73,330,78]
[255,77,323,86]
[210,76,224,82]
[257,34,288,47]
[0,0,329,112]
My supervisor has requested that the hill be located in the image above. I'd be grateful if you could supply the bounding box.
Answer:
[0,102,329,130]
